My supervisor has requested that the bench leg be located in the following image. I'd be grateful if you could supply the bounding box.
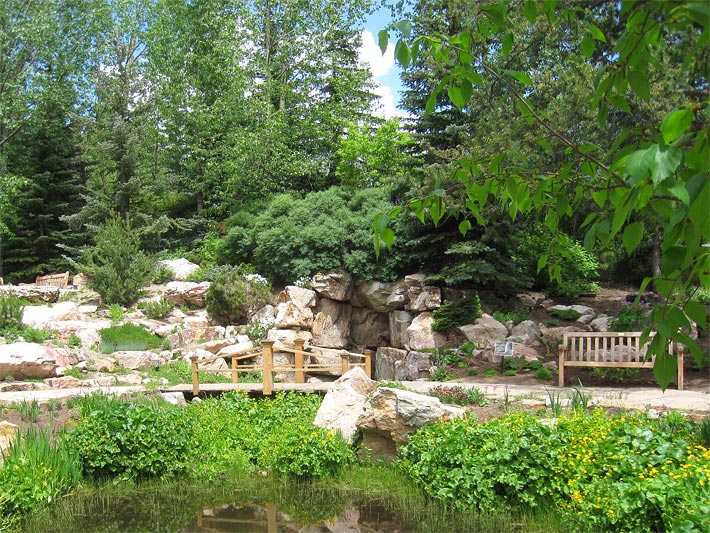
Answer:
[558,354,565,387]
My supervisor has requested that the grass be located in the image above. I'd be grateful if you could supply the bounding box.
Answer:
[98,323,167,353]
[141,359,234,385]
[15,399,42,422]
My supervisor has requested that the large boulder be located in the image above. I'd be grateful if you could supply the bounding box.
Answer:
[155,258,200,281]
[40,319,111,347]
[164,281,210,307]
[508,320,545,350]
[311,298,351,348]
[314,367,376,442]
[266,328,312,350]
[112,350,160,370]
[389,310,413,349]
[374,346,407,381]
[458,314,508,359]
[0,421,18,460]
[404,274,442,312]
[349,307,389,348]
[308,346,350,377]
[394,351,432,381]
[278,286,317,309]
[311,273,353,302]
[274,301,314,329]
[0,343,61,380]
[351,281,408,312]
[22,301,81,328]
[406,312,447,352]
[356,387,466,462]
[0,285,59,303]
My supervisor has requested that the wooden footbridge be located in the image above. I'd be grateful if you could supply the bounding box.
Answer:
[178,339,372,396]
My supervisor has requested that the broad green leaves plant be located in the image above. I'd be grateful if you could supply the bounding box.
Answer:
[377,0,709,389]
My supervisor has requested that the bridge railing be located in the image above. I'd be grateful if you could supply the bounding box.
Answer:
[190,339,373,395]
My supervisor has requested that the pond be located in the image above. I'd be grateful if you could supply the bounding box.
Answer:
[20,473,550,533]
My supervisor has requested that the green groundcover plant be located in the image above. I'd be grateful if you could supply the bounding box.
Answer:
[398,410,710,532]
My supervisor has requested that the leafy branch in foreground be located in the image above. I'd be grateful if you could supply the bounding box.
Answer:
[375,0,709,389]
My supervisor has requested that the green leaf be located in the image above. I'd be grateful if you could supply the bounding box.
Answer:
[661,246,686,275]
[502,32,513,57]
[650,145,682,184]
[663,179,690,207]
[652,345,676,392]
[628,69,650,100]
[660,107,694,144]
[580,35,595,58]
[686,300,707,330]
[377,30,389,55]
[447,85,465,108]
[393,20,412,38]
[622,221,644,256]
[503,70,534,85]
[588,23,606,42]
[458,219,471,236]
[537,254,548,273]
[373,212,389,233]
[591,190,607,208]
[394,40,411,67]
[523,0,537,24]
[380,228,395,247]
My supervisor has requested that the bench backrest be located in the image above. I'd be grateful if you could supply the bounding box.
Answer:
[35,271,70,288]
[560,331,652,364]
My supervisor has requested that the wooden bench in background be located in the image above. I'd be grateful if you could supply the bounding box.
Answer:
[558,331,684,390]
[35,271,70,289]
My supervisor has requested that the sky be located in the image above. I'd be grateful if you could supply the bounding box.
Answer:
[358,6,405,119]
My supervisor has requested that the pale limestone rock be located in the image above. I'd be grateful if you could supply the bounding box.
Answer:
[311,273,353,302]
[404,275,442,311]
[356,387,466,462]
[539,325,586,348]
[199,338,234,354]
[183,314,211,328]
[508,320,545,350]
[314,367,376,442]
[90,358,116,372]
[0,421,18,460]
[351,281,408,312]
[394,351,432,381]
[160,392,187,407]
[374,346,407,381]
[169,326,223,347]
[0,285,59,303]
[87,376,117,387]
[44,376,83,389]
[406,312,447,352]
[72,273,88,287]
[0,343,60,380]
[217,341,256,356]
[112,350,157,370]
[278,286,317,308]
[591,314,610,332]
[266,328,312,350]
[509,343,541,361]
[458,314,508,359]
[164,281,210,307]
[274,301,314,329]
[516,291,546,309]
[312,298,351,348]
[154,258,199,281]
[117,374,143,385]
[548,304,595,318]
[22,301,81,328]
[389,310,413,349]
[349,307,389,347]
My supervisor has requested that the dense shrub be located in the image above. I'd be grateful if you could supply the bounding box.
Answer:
[63,394,194,481]
[609,302,652,331]
[217,186,417,284]
[75,218,154,306]
[206,272,272,326]
[513,224,600,297]
[398,410,710,531]
[138,297,174,319]
[431,294,482,333]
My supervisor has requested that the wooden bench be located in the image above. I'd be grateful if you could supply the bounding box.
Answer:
[558,331,684,390]
[35,271,70,288]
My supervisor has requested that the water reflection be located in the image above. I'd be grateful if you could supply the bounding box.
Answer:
[185,498,407,532]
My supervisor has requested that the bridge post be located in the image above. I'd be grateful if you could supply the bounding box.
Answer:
[294,338,305,384]
[231,356,239,383]
[364,350,373,378]
[262,340,275,395]
[340,353,350,375]
[190,355,200,396]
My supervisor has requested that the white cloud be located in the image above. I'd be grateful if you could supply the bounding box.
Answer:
[359,29,394,78]
[359,30,397,118]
